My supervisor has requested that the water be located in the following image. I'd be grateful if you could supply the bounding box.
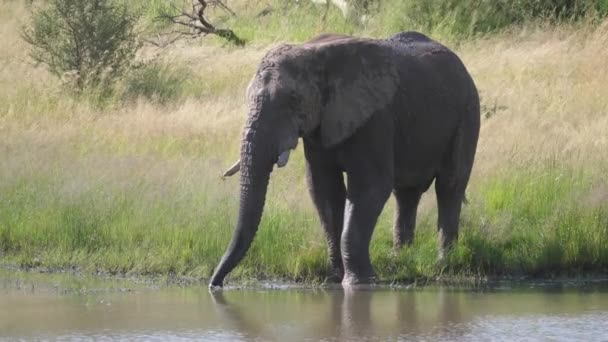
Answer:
[1,272,608,341]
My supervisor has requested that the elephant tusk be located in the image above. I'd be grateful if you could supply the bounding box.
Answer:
[277,150,290,168]
[222,159,241,178]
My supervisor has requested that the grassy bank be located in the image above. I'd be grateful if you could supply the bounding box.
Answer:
[1,2,608,284]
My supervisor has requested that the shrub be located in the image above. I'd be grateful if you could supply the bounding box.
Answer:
[377,0,608,38]
[22,0,140,91]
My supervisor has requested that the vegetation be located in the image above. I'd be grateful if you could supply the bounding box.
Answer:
[21,0,140,91]
[378,0,608,38]
[139,0,608,43]
[122,63,205,104]
[1,1,607,284]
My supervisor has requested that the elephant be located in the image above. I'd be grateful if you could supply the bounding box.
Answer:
[210,31,480,288]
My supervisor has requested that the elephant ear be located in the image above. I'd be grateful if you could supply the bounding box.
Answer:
[316,40,398,147]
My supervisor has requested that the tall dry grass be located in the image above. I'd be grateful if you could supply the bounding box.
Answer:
[464,21,608,176]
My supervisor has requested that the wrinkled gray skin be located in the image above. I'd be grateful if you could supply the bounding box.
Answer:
[210,31,480,288]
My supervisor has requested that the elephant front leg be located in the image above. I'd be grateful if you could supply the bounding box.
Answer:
[305,152,346,283]
[341,179,392,286]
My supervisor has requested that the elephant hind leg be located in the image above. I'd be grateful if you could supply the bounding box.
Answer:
[434,178,466,260]
[435,105,479,258]
[392,187,423,251]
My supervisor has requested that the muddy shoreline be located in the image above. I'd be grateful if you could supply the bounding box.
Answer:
[3,264,608,293]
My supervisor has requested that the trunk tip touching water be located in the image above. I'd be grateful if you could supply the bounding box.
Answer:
[209,270,226,288]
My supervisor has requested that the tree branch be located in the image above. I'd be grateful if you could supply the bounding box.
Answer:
[155,0,244,46]
[143,30,193,47]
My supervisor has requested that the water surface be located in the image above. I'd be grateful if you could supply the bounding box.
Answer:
[1,271,607,341]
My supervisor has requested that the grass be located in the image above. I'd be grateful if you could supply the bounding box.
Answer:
[1,166,606,283]
[375,0,608,39]
[1,1,608,284]
[134,0,608,43]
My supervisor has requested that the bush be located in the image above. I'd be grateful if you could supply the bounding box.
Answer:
[378,0,608,38]
[22,0,140,91]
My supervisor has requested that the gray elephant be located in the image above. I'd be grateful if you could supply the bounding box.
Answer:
[210,31,480,287]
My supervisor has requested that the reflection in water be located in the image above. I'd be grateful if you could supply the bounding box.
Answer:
[341,288,372,339]
[206,287,608,342]
[1,272,608,341]
[210,290,272,341]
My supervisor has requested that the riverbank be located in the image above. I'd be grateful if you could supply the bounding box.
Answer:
[2,267,608,293]
[1,2,607,285]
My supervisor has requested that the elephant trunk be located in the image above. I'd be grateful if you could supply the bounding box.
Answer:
[209,127,274,288]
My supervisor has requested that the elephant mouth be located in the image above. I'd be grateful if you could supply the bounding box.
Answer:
[222,149,291,178]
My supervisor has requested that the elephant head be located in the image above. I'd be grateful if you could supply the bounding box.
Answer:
[209,36,398,287]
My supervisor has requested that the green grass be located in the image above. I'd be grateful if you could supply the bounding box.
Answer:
[375,0,608,39]
[133,0,608,44]
[450,168,608,277]
[1,166,606,284]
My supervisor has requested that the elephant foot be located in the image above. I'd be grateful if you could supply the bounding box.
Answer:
[324,267,344,284]
[324,274,343,284]
[437,244,451,264]
[437,229,457,262]
[437,248,447,265]
[341,269,376,287]
[393,232,414,251]
[392,239,413,256]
